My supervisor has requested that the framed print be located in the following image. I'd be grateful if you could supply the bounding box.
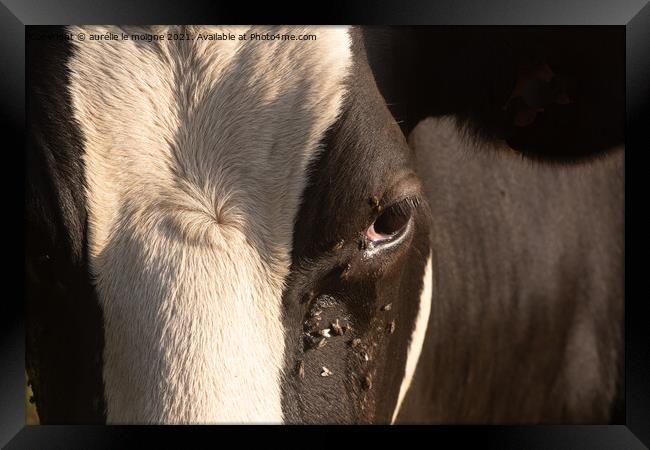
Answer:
[2,0,648,447]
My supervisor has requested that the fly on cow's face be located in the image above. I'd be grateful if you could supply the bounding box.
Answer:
[303,318,317,333]
[357,236,368,251]
[304,332,327,351]
[340,263,352,280]
[331,319,343,336]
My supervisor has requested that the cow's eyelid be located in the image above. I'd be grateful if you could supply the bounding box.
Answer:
[383,195,421,217]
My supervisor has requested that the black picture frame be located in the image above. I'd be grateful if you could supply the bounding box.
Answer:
[3,0,648,447]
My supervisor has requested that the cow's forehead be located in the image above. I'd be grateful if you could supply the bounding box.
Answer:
[67,25,352,423]
[67,25,352,263]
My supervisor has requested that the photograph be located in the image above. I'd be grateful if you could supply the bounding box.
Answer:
[24,24,626,427]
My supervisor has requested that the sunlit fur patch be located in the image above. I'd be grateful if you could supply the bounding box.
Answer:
[392,253,433,423]
[67,25,351,423]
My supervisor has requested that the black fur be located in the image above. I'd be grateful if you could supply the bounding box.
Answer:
[280,28,432,423]
[395,124,623,423]
[26,26,106,423]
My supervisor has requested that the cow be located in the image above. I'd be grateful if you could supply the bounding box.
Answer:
[25,25,624,424]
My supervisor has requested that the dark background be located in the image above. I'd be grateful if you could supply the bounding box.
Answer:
[3,0,649,447]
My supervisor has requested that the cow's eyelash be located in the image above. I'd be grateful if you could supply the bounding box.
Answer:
[383,195,421,218]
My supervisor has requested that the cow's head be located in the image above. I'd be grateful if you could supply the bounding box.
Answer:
[61,25,431,423]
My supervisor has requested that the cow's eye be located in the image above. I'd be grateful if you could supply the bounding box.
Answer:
[366,197,418,242]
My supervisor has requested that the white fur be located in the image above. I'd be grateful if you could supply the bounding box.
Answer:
[391,253,433,423]
[67,25,351,423]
